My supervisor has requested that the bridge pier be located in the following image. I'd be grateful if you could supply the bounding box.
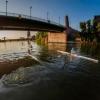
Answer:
[47,16,69,43]
[27,30,31,39]
[48,31,67,43]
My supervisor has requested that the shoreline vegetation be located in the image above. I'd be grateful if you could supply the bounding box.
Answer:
[80,19,100,43]
[35,31,48,44]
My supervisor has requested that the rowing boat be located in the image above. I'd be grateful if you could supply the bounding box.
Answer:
[57,50,99,63]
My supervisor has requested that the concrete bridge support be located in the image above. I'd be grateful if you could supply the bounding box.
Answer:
[48,31,67,43]
[27,30,31,39]
[47,16,69,43]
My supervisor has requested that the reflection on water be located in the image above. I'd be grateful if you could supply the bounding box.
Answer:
[0,41,41,61]
[27,40,33,55]
[0,41,41,77]
[81,43,100,59]
[0,41,100,100]
[48,43,67,51]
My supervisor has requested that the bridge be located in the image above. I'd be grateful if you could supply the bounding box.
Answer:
[0,12,65,32]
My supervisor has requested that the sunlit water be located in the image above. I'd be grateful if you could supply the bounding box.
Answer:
[0,41,100,100]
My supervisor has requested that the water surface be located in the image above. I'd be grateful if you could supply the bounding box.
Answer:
[0,41,100,100]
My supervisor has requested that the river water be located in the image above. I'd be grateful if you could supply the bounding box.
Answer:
[0,41,100,100]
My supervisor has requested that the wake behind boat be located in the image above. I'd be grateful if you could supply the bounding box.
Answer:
[28,54,41,64]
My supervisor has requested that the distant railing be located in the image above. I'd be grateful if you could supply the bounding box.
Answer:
[0,12,64,27]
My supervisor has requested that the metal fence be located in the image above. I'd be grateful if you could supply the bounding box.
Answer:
[0,12,64,27]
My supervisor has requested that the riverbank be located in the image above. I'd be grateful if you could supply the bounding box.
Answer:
[0,38,35,42]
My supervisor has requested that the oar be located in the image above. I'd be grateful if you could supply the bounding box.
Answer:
[57,50,99,63]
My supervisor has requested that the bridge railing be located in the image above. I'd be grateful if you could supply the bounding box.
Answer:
[0,12,64,27]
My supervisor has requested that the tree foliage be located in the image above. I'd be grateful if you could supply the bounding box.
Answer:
[80,19,100,42]
[36,31,48,44]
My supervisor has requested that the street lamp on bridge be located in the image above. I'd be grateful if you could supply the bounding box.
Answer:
[6,0,8,16]
[47,12,49,20]
[30,6,32,19]
[59,16,60,24]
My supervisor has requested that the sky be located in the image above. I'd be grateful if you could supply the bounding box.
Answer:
[0,0,100,39]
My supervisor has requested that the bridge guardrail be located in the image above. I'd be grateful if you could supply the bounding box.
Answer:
[0,12,64,27]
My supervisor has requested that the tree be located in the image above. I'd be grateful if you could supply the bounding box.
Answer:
[80,19,97,42]
[36,31,48,44]
[80,22,87,41]
[96,22,100,42]
[86,20,90,41]
[92,19,100,42]
[86,20,95,42]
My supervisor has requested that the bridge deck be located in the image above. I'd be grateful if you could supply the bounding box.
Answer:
[0,12,65,32]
